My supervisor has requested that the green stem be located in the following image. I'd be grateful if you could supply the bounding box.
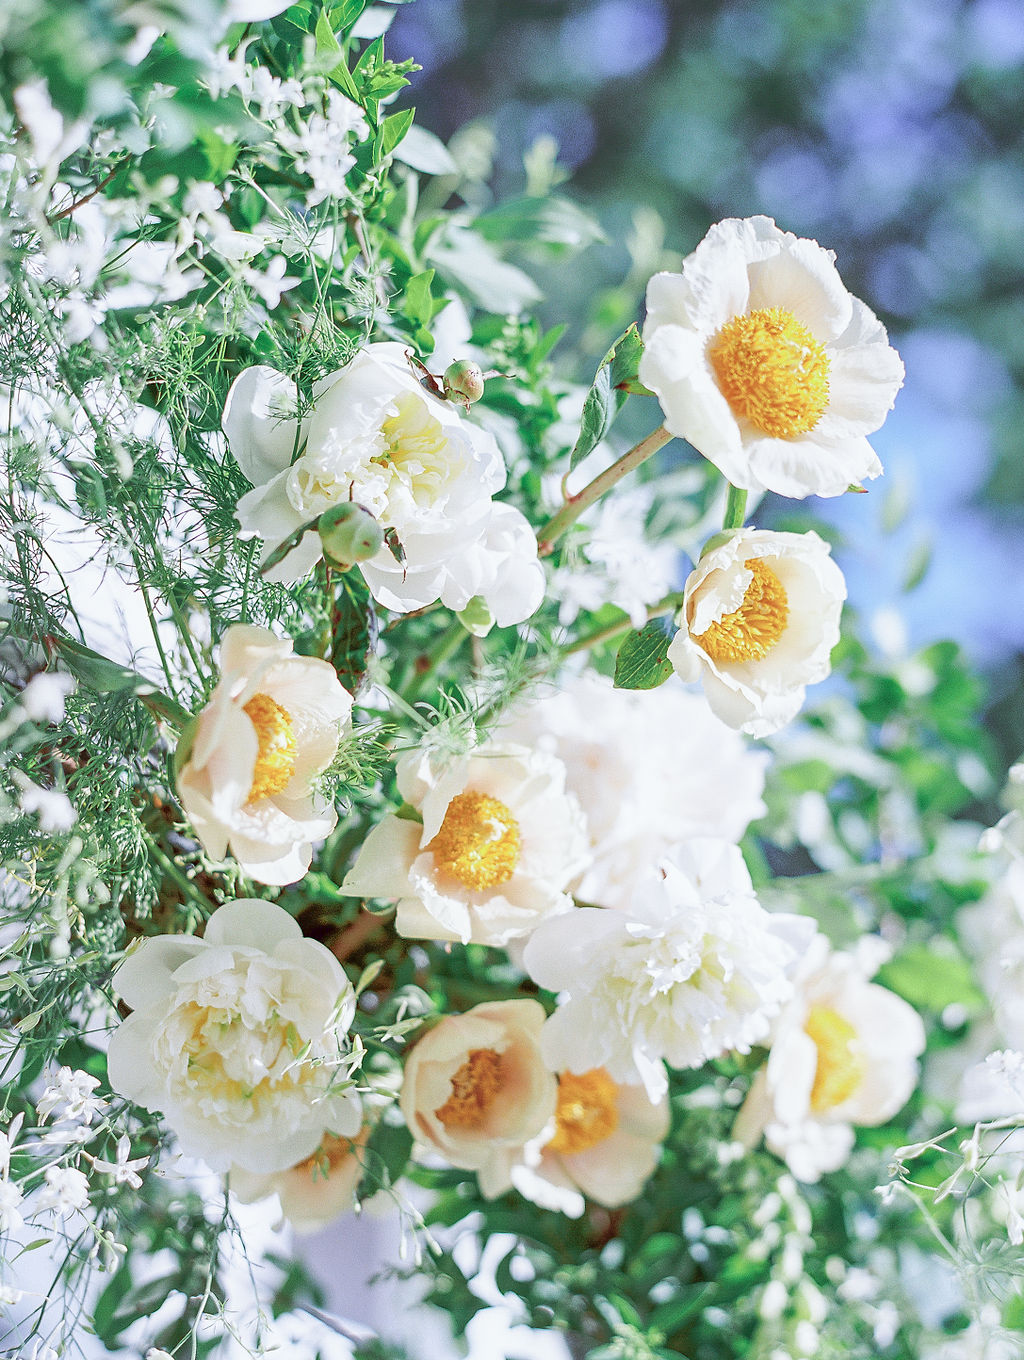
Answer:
[563,591,686,656]
[722,484,748,531]
[536,424,673,557]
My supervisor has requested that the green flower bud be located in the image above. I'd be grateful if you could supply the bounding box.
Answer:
[443,359,485,405]
[457,595,494,637]
[318,502,384,568]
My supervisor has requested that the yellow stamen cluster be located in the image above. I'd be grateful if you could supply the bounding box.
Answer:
[805,1005,865,1113]
[435,1047,503,1130]
[375,392,450,490]
[709,305,830,439]
[296,1131,359,1181]
[243,693,298,804]
[428,791,522,891]
[695,558,789,664]
[547,1068,619,1156]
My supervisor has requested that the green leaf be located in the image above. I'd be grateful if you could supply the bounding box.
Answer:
[314,4,341,55]
[328,0,367,31]
[41,636,188,726]
[613,617,675,691]
[402,268,436,328]
[378,107,415,160]
[474,195,605,251]
[569,323,645,470]
[330,570,377,696]
[879,944,985,1012]
[316,6,363,99]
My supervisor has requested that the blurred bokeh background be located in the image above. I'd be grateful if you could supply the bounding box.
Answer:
[386,0,1024,760]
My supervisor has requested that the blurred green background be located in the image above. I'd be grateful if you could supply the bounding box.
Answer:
[386,0,1024,758]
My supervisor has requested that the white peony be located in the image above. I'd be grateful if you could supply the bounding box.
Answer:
[510,1068,669,1218]
[340,741,590,946]
[733,933,925,1182]
[523,841,811,1101]
[639,215,904,499]
[400,999,557,1198]
[500,671,767,910]
[227,343,544,622]
[667,527,846,738]
[176,624,353,886]
[228,1124,371,1232]
[107,899,360,1174]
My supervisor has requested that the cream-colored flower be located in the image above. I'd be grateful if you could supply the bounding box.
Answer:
[523,841,812,1101]
[510,1069,669,1218]
[501,671,767,910]
[228,1124,371,1232]
[639,215,904,500]
[667,527,846,738]
[733,933,925,1182]
[176,624,352,886]
[341,741,590,946]
[228,343,543,622]
[107,899,360,1174]
[400,999,557,1198]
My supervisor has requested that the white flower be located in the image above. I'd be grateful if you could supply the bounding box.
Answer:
[733,933,925,1182]
[639,215,904,499]
[667,527,846,737]
[510,1069,669,1218]
[87,1134,149,1189]
[20,671,75,723]
[0,1180,24,1234]
[15,774,76,832]
[0,1284,24,1308]
[230,342,543,622]
[500,671,767,910]
[228,1124,371,1232]
[0,1112,24,1177]
[37,1165,90,1215]
[400,1000,557,1198]
[36,1067,104,1124]
[243,255,299,309]
[106,899,361,1174]
[175,624,353,886]
[275,89,369,206]
[523,841,811,1101]
[341,741,590,946]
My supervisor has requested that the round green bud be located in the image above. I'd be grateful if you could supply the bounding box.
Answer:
[318,502,384,568]
[443,359,485,405]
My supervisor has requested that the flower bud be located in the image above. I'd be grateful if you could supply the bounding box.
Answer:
[318,502,384,568]
[443,360,485,405]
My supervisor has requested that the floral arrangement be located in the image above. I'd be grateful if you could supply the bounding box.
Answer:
[1,3,1022,1359]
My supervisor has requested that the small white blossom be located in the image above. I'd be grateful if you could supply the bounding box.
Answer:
[0,1112,24,1176]
[19,671,75,723]
[243,255,299,309]
[0,1284,24,1308]
[37,1165,91,1215]
[0,1180,25,1234]
[36,1067,104,1124]
[15,774,76,832]
[88,1135,149,1189]
[276,90,369,205]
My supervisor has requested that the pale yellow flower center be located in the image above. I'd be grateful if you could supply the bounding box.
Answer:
[805,1005,865,1113]
[435,1047,503,1130]
[709,306,830,439]
[178,1000,312,1110]
[547,1068,619,1155]
[296,1131,359,1179]
[695,558,789,664]
[243,693,297,803]
[374,391,453,495]
[428,792,522,890]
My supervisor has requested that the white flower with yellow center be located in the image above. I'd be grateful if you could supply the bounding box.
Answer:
[668,527,846,738]
[227,343,543,622]
[500,671,767,910]
[733,933,925,1182]
[509,1068,669,1219]
[340,742,590,947]
[639,216,904,499]
[106,899,361,1174]
[400,999,557,1198]
[176,624,353,886]
[523,841,811,1101]
[228,1124,371,1232]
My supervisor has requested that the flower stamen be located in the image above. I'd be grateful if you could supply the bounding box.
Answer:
[695,558,789,664]
[547,1068,619,1155]
[428,792,521,890]
[708,306,830,440]
[435,1048,503,1130]
[243,693,298,803]
[805,1005,865,1112]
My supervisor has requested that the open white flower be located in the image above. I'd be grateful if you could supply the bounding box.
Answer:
[667,527,846,738]
[107,899,360,1174]
[341,741,590,946]
[176,624,352,886]
[501,671,767,910]
[639,215,904,499]
[523,841,811,1101]
[400,1000,557,1198]
[229,343,543,622]
[228,1125,371,1232]
[510,1069,669,1218]
[733,933,925,1182]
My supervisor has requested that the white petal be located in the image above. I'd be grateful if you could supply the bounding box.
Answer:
[341,816,421,898]
[203,898,302,951]
[222,367,303,486]
[113,935,205,1011]
[746,236,853,341]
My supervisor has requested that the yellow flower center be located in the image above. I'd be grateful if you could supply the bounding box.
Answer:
[243,693,298,804]
[296,1131,360,1180]
[435,1047,503,1130]
[428,792,521,891]
[547,1068,619,1156]
[373,392,454,496]
[694,558,789,664]
[708,306,830,439]
[805,1005,865,1113]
